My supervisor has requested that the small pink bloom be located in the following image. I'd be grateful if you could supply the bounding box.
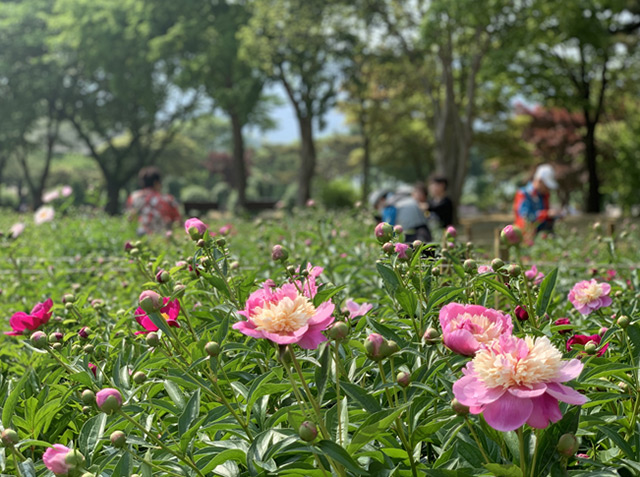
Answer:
[453,334,587,432]
[576,453,590,459]
[524,265,544,285]
[43,444,72,475]
[9,222,25,238]
[184,217,208,239]
[34,205,55,225]
[445,226,457,238]
[395,243,410,260]
[568,280,612,315]
[88,363,97,377]
[477,265,492,274]
[233,282,334,350]
[566,334,608,357]
[306,199,316,207]
[219,224,232,236]
[340,253,347,258]
[345,299,372,319]
[42,189,60,204]
[134,298,180,335]
[439,303,513,356]
[5,298,54,336]
[61,185,73,197]
[96,388,123,413]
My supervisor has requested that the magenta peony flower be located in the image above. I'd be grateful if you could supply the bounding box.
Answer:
[233,282,334,350]
[43,444,72,475]
[439,303,513,356]
[554,318,571,334]
[5,298,54,336]
[568,280,612,315]
[514,305,529,321]
[395,243,410,260]
[453,335,587,431]
[184,217,208,240]
[566,334,608,357]
[134,297,180,335]
[524,265,544,285]
[345,299,372,319]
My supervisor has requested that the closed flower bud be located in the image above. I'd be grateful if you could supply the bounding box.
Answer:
[65,449,85,469]
[412,240,423,249]
[196,239,206,248]
[286,265,296,275]
[271,245,289,262]
[514,305,529,321]
[382,242,395,254]
[374,223,393,243]
[205,341,221,357]
[431,267,441,277]
[81,390,95,404]
[230,261,240,270]
[65,302,74,310]
[139,290,162,314]
[463,259,477,273]
[298,421,318,442]
[445,226,457,238]
[216,238,226,248]
[386,340,399,356]
[133,371,147,385]
[156,269,170,283]
[393,225,403,235]
[617,315,630,328]
[423,327,440,344]
[490,258,504,271]
[82,406,92,414]
[83,344,94,354]
[364,333,386,361]
[327,321,349,341]
[129,247,140,256]
[185,218,208,241]
[557,433,579,457]
[110,431,126,448]
[78,327,90,340]
[51,342,62,350]
[146,332,160,347]
[62,293,76,304]
[173,283,186,298]
[507,264,521,277]
[0,429,19,447]
[500,225,523,246]
[396,371,411,388]
[584,341,598,355]
[31,331,48,349]
[96,388,123,414]
[451,398,469,416]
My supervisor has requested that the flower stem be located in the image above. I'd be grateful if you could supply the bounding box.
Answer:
[465,418,490,464]
[517,427,527,476]
[529,430,540,477]
[334,342,342,446]
[289,348,330,439]
[11,448,23,477]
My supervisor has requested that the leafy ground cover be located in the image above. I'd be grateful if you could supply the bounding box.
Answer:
[1,208,639,476]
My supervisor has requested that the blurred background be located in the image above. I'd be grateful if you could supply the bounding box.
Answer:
[0,0,639,221]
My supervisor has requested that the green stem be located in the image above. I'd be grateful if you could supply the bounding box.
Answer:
[12,448,23,477]
[289,348,330,439]
[517,427,527,476]
[177,300,199,342]
[529,430,540,477]
[204,368,254,442]
[124,448,180,475]
[465,418,490,464]
[117,410,205,477]
[334,342,342,445]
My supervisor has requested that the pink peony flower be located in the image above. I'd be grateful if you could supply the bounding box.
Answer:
[345,299,372,319]
[445,226,457,238]
[453,335,587,431]
[134,297,180,335]
[395,243,410,260]
[566,334,608,357]
[96,388,123,413]
[233,282,334,350]
[477,265,492,274]
[9,222,25,238]
[524,265,544,285]
[219,224,232,236]
[439,303,513,356]
[568,280,612,315]
[294,263,324,298]
[184,217,208,240]
[61,185,73,197]
[34,205,55,225]
[5,298,54,336]
[42,189,60,204]
[43,444,72,475]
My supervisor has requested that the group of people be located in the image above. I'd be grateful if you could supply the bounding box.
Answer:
[373,176,453,243]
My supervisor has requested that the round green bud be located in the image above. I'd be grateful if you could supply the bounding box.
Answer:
[146,332,160,348]
[327,321,349,341]
[31,331,48,349]
[81,390,96,404]
[205,341,221,357]
[451,398,469,416]
[83,344,94,354]
[64,449,85,469]
[584,341,598,355]
[491,258,504,271]
[133,371,147,385]
[557,433,579,457]
[1,429,19,447]
[110,431,126,448]
[396,372,411,388]
[298,421,318,442]
[617,315,631,329]
[507,264,521,277]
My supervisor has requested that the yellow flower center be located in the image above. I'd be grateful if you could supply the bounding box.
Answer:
[252,295,317,334]
[450,312,506,345]
[575,282,603,306]
[474,336,563,389]
[161,312,170,321]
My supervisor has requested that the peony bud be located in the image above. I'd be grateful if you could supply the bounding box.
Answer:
[451,398,470,416]
[584,341,598,355]
[557,433,579,457]
[49,332,64,343]
[412,240,423,249]
[617,315,630,328]
[386,340,399,356]
[205,341,221,357]
[507,264,521,277]
[374,223,393,243]
[501,225,523,246]
[83,344,94,354]
[514,305,529,321]
[156,269,170,283]
[110,431,126,448]
[393,225,403,235]
[133,371,147,385]
[423,327,440,344]
[146,332,160,347]
[445,226,457,238]
[395,243,412,261]
[78,326,90,340]
[65,449,85,469]
[62,293,76,304]
[96,388,123,414]
[396,371,411,388]
[327,321,349,341]
[382,242,395,254]
[31,331,48,349]
[0,429,19,447]
[271,245,289,262]
[463,259,477,273]
[81,389,95,404]
[364,333,386,361]
[490,258,504,271]
[139,290,162,313]
[298,421,318,442]
[185,218,208,241]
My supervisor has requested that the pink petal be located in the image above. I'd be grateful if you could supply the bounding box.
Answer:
[443,329,480,356]
[482,392,533,432]
[232,321,265,340]
[453,374,505,407]
[260,328,306,345]
[308,302,335,326]
[296,328,329,349]
[346,299,359,314]
[545,382,587,405]
[508,383,547,398]
[555,359,584,382]
[526,393,562,429]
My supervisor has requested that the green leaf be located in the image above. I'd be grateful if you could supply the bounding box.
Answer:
[533,407,580,476]
[178,388,201,436]
[395,286,418,317]
[376,262,401,295]
[535,267,558,318]
[347,405,406,453]
[340,381,381,413]
[164,380,186,411]
[111,451,132,477]
[314,343,331,403]
[484,463,523,477]
[17,459,36,477]
[316,440,367,475]
[2,372,28,427]
[214,312,230,345]
[148,311,173,336]
[78,413,107,462]
[313,284,346,307]
[198,449,247,474]
[425,286,464,313]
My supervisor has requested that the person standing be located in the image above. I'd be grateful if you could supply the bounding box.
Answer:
[428,176,454,228]
[513,164,561,235]
[126,167,181,235]
[386,184,432,243]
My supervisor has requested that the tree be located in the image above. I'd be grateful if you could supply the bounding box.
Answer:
[49,0,198,214]
[511,0,640,212]
[239,0,341,205]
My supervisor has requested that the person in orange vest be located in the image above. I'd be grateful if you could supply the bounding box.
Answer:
[513,164,561,236]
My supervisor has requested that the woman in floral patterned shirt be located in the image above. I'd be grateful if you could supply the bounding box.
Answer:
[126,167,181,235]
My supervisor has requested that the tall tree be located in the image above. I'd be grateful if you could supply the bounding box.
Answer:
[239,0,340,205]
[49,0,198,214]
[513,0,640,212]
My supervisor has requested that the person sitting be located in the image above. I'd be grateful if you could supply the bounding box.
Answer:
[513,163,561,236]
[386,184,432,243]
[428,176,453,228]
[126,166,181,235]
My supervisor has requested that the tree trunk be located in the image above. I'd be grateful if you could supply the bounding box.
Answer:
[230,112,247,209]
[359,110,370,204]
[584,121,601,213]
[105,176,122,216]
[297,116,316,206]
